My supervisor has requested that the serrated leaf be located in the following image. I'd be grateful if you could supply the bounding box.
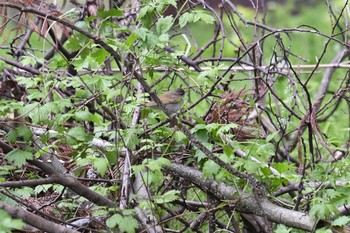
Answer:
[106,214,121,228]
[124,128,140,150]
[158,33,169,42]
[272,162,290,174]
[173,131,187,143]
[94,158,109,176]
[125,33,139,48]
[179,10,214,28]
[65,37,82,50]
[310,203,338,220]
[5,149,33,167]
[6,130,18,144]
[193,10,215,24]
[74,57,90,70]
[20,56,37,66]
[191,124,206,133]
[194,142,213,162]
[205,123,221,132]
[146,158,171,171]
[97,8,123,18]
[74,111,91,121]
[179,12,194,28]
[223,145,234,157]
[332,216,350,226]
[203,160,220,177]
[91,49,109,64]
[198,67,219,80]
[275,225,292,233]
[106,214,138,233]
[217,123,238,134]
[139,5,153,19]
[134,27,148,41]
[154,190,180,204]
[156,16,173,35]
[0,209,25,232]
[89,114,102,124]
[16,125,33,142]
[67,126,91,142]
[119,216,138,233]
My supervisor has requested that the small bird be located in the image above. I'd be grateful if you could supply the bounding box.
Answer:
[145,88,185,114]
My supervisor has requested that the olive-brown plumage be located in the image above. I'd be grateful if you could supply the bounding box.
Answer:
[145,88,185,114]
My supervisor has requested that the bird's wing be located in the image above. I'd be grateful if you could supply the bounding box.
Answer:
[161,93,183,104]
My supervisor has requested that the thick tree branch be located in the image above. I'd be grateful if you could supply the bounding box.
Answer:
[163,163,316,231]
[0,201,79,233]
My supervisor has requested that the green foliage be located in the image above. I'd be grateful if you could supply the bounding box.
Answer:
[66,126,93,145]
[6,125,33,143]
[179,10,215,28]
[275,224,292,233]
[5,149,33,167]
[332,216,350,227]
[2,0,350,232]
[106,213,138,233]
[153,190,180,204]
[315,227,333,233]
[156,16,174,35]
[0,210,25,233]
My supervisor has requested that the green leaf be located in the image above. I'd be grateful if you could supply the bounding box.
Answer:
[119,216,138,233]
[106,214,138,233]
[125,33,139,48]
[67,126,92,142]
[13,187,34,198]
[91,49,109,64]
[16,125,33,142]
[6,130,18,144]
[94,158,109,176]
[243,159,262,173]
[158,33,169,43]
[74,111,92,121]
[0,210,25,232]
[197,66,221,80]
[154,190,180,204]
[6,126,33,143]
[156,0,177,13]
[203,160,220,177]
[205,123,221,132]
[97,8,123,18]
[75,55,94,70]
[173,131,187,143]
[223,145,234,157]
[179,12,194,28]
[156,16,173,35]
[275,225,292,233]
[5,149,33,167]
[194,142,213,161]
[217,123,238,134]
[124,128,141,150]
[146,157,171,171]
[20,56,37,66]
[310,203,338,220]
[139,5,153,19]
[272,163,291,174]
[179,10,215,28]
[315,228,332,233]
[193,10,215,24]
[332,216,350,226]
[34,184,53,195]
[65,37,82,50]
